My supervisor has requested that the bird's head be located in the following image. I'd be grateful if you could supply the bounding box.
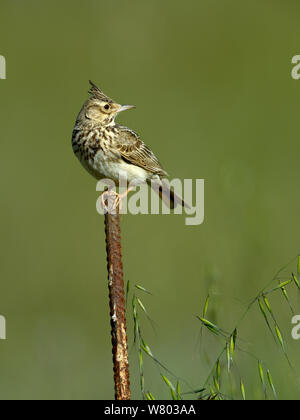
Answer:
[82,81,135,126]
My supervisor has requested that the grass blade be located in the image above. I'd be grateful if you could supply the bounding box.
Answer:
[230,330,237,359]
[141,339,154,357]
[135,284,153,295]
[267,369,278,400]
[258,299,276,341]
[240,380,246,400]
[275,324,285,351]
[162,375,177,399]
[196,317,223,336]
[213,376,220,393]
[126,280,130,306]
[162,375,176,392]
[216,360,221,381]
[203,295,210,318]
[265,280,292,295]
[145,392,155,400]
[258,361,266,397]
[226,343,231,372]
[137,298,148,316]
[281,287,294,314]
[292,273,300,290]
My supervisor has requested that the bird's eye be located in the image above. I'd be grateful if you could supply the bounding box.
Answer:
[104,104,110,110]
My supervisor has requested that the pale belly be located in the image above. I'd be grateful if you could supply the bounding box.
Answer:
[78,150,149,186]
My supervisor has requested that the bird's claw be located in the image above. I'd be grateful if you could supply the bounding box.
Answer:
[101,190,122,214]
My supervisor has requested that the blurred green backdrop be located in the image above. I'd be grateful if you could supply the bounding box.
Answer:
[0,0,300,400]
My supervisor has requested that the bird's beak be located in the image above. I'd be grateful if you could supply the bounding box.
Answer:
[118,104,136,113]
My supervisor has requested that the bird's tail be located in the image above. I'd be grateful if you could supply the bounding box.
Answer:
[149,180,190,210]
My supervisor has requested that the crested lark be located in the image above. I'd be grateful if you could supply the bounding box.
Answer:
[72,81,187,211]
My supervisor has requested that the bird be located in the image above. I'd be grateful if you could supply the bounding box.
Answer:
[72,81,188,211]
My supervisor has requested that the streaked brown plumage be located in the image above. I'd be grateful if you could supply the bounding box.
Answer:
[72,81,186,208]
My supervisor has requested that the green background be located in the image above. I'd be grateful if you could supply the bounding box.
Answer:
[0,0,300,400]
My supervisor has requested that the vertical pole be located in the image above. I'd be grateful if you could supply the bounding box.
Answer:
[105,207,131,400]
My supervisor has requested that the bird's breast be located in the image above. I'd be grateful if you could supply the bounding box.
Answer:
[72,126,148,185]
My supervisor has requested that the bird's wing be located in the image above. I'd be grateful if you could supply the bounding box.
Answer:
[115,126,168,177]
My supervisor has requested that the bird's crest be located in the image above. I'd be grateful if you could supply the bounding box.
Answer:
[88,80,114,103]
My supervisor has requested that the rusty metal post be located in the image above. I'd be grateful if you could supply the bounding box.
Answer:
[104,207,131,400]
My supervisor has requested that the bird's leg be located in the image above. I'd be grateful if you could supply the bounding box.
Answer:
[101,189,120,214]
[101,186,135,213]
[118,186,135,201]
[113,186,135,212]
[117,186,136,212]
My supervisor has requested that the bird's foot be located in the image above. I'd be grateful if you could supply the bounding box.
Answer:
[101,187,135,214]
[101,190,122,214]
